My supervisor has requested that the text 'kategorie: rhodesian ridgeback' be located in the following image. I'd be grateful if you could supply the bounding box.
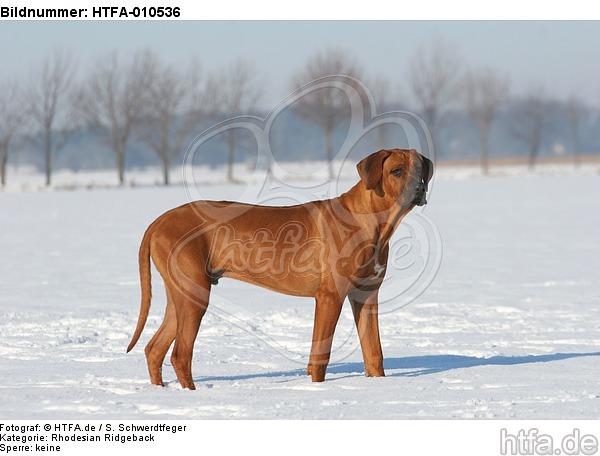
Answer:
[127,148,433,389]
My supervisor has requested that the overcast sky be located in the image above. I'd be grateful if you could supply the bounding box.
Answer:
[1,21,599,108]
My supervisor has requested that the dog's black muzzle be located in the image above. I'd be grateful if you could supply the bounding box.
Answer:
[412,182,427,206]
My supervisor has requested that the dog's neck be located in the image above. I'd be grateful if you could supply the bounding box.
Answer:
[338,181,413,247]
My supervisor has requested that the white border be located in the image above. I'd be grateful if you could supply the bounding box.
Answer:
[2,0,599,20]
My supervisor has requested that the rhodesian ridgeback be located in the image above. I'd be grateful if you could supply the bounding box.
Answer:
[127,148,433,389]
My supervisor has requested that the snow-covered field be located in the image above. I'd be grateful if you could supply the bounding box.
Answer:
[1,162,599,419]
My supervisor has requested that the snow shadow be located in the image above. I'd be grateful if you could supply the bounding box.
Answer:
[330,352,600,378]
[195,352,600,383]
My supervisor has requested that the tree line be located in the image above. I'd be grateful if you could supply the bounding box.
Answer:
[0,43,597,187]
[0,49,262,187]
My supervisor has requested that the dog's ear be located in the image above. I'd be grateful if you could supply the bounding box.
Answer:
[357,150,391,195]
[421,154,434,192]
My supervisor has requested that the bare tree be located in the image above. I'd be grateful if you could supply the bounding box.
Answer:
[408,40,462,153]
[462,68,510,174]
[74,50,149,185]
[565,95,584,166]
[369,76,393,149]
[137,51,204,186]
[207,59,263,183]
[24,49,76,187]
[510,86,550,170]
[292,49,363,180]
[0,81,23,187]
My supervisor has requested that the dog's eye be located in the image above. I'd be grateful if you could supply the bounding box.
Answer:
[390,167,403,176]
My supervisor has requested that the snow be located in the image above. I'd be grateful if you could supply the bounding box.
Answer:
[1,163,599,419]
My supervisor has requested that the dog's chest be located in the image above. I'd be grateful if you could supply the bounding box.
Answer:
[373,262,386,278]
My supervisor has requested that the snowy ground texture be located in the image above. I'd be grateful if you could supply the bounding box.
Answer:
[1,162,599,419]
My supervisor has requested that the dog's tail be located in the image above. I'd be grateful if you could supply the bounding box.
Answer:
[126,225,153,353]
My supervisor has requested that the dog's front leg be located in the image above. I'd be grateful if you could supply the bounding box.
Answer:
[348,289,385,377]
[306,288,344,382]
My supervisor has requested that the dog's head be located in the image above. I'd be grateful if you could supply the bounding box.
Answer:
[357,148,433,207]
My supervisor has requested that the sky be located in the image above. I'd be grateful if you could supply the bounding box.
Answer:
[1,20,600,109]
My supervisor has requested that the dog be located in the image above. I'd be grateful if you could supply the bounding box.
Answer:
[127,148,433,389]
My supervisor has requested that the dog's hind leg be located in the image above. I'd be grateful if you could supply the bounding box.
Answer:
[144,290,177,387]
[170,278,211,390]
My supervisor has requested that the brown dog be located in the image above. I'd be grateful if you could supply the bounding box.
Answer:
[127,148,433,389]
